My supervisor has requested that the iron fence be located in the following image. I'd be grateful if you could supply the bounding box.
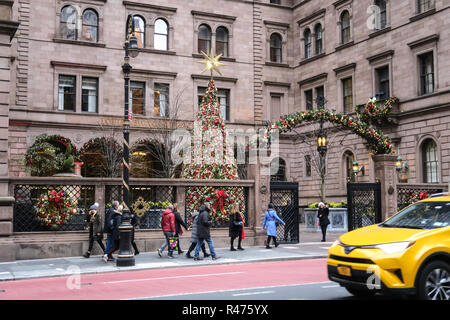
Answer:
[397,183,447,211]
[13,184,95,232]
[105,184,176,230]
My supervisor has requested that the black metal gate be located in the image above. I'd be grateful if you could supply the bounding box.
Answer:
[270,181,299,243]
[347,182,382,231]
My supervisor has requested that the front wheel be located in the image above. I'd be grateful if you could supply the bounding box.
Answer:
[417,260,450,300]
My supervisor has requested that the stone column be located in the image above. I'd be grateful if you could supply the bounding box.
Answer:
[0,1,19,261]
[372,154,397,221]
[250,160,270,245]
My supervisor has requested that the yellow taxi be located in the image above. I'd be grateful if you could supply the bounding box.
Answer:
[328,195,450,300]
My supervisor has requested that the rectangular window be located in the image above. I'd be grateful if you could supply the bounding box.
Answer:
[270,94,281,122]
[154,83,169,117]
[305,90,313,111]
[130,81,145,115]
[375,66,390,100]
[81,77,98,113]
[419,52,434,95]
[198,87,230,121]
[305,155,311,177]
[315,86,324,102]
[418,0,432,13]
[58,75,76,111]
[342,77,353,113]
[217,89,230,121]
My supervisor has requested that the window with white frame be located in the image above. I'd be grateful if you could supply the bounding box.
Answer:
[154,18,168,50]
[81,77,98,113]
[58,75,76,111]
[154,83,169,117]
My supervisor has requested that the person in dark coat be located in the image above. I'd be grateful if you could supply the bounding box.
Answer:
[103,200,119,262]
[317,202,330,242]
[193,202,220,261]
[130,211,139,255]
[185,208,210,258]
[105,205,122,262]
[229,203,245,251]
[173,203,188,254]
[83,202,105,258]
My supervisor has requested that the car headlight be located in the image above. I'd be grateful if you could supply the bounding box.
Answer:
[373,241,415,254]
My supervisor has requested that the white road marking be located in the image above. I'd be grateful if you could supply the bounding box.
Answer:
[321,284,340,288]
[127,281,334,300]
[104,271,245,284]
[232,290,275,296]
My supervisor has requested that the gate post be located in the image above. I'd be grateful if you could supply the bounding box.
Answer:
[372,154,397,220]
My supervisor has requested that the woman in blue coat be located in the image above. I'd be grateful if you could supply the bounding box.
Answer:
[262,203,285,249]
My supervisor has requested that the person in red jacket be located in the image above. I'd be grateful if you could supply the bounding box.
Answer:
[157,205,176,258]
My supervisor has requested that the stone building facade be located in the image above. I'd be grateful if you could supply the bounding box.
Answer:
[4,0,450,205]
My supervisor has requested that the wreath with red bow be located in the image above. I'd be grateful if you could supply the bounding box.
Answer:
[35,189,78,229]
[186,186,245,226]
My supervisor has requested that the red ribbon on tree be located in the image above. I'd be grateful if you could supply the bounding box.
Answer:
[213,188,227,214]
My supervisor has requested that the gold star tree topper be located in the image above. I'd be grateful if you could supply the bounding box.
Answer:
[197,50,225,79]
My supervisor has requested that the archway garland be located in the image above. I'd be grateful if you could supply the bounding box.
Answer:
[261,97,399,155]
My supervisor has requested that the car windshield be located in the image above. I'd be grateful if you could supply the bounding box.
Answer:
[381,201,450,229]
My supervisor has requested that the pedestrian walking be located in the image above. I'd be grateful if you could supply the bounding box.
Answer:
[193,202,220,261]
[105,204,122,262]
[103,200,119,262]
[186,205,210,259]
[83,202,105,258]
[229,203,245,251]
[173,203,188,255]
[130,211,139,255]
[157,204,176,258]
[262,203,285,249]
[318,202,330,242]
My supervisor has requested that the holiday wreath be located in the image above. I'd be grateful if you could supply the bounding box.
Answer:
[35,189,78,229]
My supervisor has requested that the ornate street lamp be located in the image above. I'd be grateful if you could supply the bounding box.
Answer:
[116,14,140,267]
[315,96,328,202]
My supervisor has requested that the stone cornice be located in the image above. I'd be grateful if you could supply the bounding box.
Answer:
[191,74,238,83]
[296,8,326,26]
[333,62,356,74]
[123,1,177,13]
[263,81,291,88]
[407,34,439,49]
[367,50,394,63]
[297,73,327,86]
[191,10,236,21]
[0,20,19,41]
[131,69,177,78]
[50,61,107,71]
[263,20,290,28]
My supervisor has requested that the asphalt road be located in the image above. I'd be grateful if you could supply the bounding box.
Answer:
[0,258,409,301]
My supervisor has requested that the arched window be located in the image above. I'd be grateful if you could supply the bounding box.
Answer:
[198,24,211,54]
[304,28,312,59]
[270,157,286,181]
[216,26,229,57]
[82,9,98,42]
[133,15,145,48]
[343,151,355,182]
[375,0,387,30]
[340,11,351,44]
[270,33,282,63]
[422,139,439,183]
[314,24,323,55]
[60,5,78,40]
[154,18,168,50]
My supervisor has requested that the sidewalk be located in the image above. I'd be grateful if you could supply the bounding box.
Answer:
[0,229,344,282]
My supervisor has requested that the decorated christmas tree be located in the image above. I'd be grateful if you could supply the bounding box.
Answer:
[181,79,239,180]
[182,51,245,225]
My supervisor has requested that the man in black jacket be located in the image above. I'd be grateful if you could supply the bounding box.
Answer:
[103,200,119,262]
[193,202,221,261]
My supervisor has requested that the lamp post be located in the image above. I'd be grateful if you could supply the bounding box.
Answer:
[116,14,139,267]
[316,96,328,202]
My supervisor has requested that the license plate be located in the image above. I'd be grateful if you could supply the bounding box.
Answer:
[337,265,352,277]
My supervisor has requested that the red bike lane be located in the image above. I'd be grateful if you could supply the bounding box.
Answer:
[0,258,329,300]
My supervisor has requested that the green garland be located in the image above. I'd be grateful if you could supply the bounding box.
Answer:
[258,98,399,155]
[356,97,399,124]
